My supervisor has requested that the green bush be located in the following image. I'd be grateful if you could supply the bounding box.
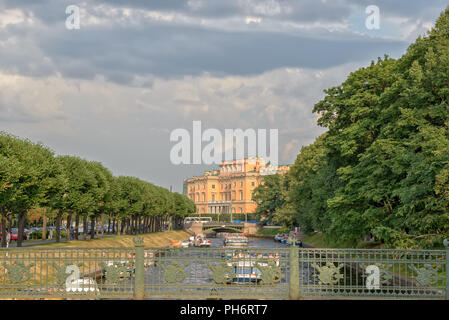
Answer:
[30,231,42,239]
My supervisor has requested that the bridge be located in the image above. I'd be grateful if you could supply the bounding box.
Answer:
[183,220,259,236]
[203,222,244,233]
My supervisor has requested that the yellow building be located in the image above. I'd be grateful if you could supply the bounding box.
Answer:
[183,158,290,214]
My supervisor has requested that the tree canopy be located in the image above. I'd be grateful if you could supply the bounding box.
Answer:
[254,7,449,249]
[0,132,195,246]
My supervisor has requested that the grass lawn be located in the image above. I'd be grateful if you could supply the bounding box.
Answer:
[28,230,191,248]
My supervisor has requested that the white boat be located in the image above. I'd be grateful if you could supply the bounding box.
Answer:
[224,251,280,283]
[181,240,190,248]
[224,235,248,247]
[193,235,211,247]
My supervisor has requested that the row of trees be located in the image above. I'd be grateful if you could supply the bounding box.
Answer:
[252,8,449,249]
[0,132,196,247]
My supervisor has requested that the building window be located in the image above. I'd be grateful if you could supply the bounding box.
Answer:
[240,181,243,187]
[234,181,236,187]
[239,190,243,200]
[251,181,255,186]
[212,194,215,202]
[239,207,243,213]
[212,184,215,189]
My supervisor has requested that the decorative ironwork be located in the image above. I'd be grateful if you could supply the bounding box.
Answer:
[3,262,34,284]
[161,262,187,283]
[52,262,83,287]
[0,245,448,300]
[207,261,233,284]
[257,260,281,285]
[102,262,131,284]
[133,237,144,246]
[311,262,344,285]
[409,264,443,286]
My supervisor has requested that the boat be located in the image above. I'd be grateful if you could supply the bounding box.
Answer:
[224,235,248,247]
[169,240,183,248]
[181,240,190,248]
[193,235,211,247]
[223,250,280,283]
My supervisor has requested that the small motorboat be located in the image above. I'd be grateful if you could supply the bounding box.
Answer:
[193,235,211,247]
[181,240,190,248]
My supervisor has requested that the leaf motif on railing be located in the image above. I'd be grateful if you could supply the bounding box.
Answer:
[3,262,34,284]
[409,264,442,286]
[52,262,83,287]
[257,260,281,285]
[161,262,186,283]
[311,262,344,285]
[207,261,233,284]
[101,262,131,284]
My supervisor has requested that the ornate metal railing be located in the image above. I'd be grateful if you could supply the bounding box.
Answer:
[0,238,448,300]
[298,248,447,299]
[144,247,289,299]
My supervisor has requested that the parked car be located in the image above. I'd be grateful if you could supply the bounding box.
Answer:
[10,228,28,241]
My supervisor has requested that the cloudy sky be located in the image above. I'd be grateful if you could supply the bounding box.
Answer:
[0,0,448,192]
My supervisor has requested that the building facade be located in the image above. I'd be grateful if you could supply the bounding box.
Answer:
[183,158,290,214]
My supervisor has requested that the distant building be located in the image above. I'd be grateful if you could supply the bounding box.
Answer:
[183,157,290,214]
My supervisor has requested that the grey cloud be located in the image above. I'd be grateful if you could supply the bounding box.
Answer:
[7,22,408,84]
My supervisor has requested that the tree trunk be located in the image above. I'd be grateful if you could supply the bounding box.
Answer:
[138,216,142,234]
[55,209,62,243]
[42,213,47,240]
[143,217,148,233]
[107,217,111,234]
[17,211,26,247]
[75,214,80,240]
[83,215,88,240]
[90,216,96,239]
[112,218,116,234]
[120,219,124,235]
[66,213,72,241]
[1,214,6,247]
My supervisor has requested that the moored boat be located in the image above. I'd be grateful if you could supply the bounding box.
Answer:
[224,235,248,247]
[193,235,211,247]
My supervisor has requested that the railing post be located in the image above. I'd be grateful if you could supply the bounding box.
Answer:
[289,246,300,300]
[444,239,449,300]
[133,237,145,300]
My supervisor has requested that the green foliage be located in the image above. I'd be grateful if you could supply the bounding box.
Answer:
[0,132,193,244]
[252,174,288,222]
[255,7,449,249]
